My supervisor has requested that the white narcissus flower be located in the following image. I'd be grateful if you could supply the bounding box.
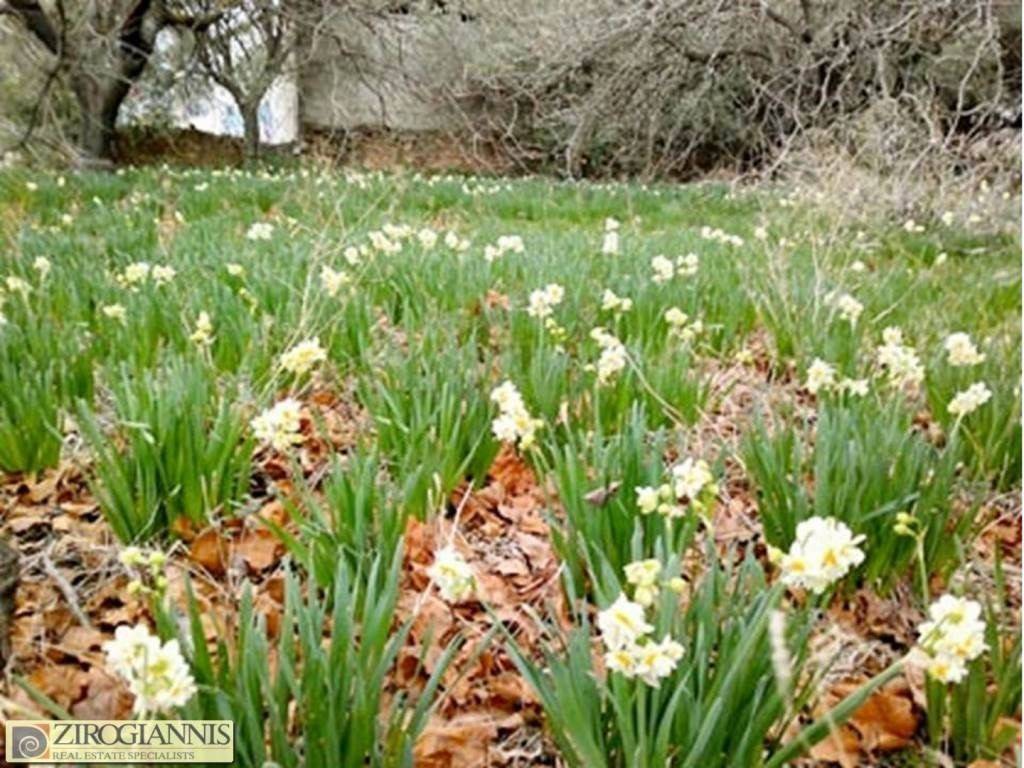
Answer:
[947,382,992,417]
[251,398,303,452]
[876,328,924,390]
[489,380,542,449]
[675,253,699,276]
[597,594,653,651]
[103,624,196,716]
[151,265,176,285]
[943,332,985,367]
[632,636,684,687]
[280,338,327,375]
[120,261,151,288]
[651,255,675,284]
[601,289,632,313]
[602,218,620,255]
[246,222,274,241]
[830,292,863,324]
[102,304,127,323]
[417,227,438,249]
[496,234,524,254]
[634,486,659,514]
[916,594,987,684]
[604,646,638,677]
[664,307,687,327]
[226,262,245,277]
[189,311,214,347]
[103,624,162,679]
[32,257,51,279]
[779,516,866,594]
[591,327,627,384]
[671,458,713,501]
[343,245,362,265]
[839,378,869,396]
[428,546,475,602]
[805,358,837,395]
[526,283,564,318]
[320,266,351,297]
[664,307,702,343]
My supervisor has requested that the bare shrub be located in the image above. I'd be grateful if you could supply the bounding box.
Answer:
[441,0,1021,192]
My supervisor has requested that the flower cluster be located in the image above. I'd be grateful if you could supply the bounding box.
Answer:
[5,275,31,296]
[664,307,703,343]
[651,253,699,284]
[947,381,992,417]
[490,380,543,449]
[189,311,214,348]
[417,227,438,249]
[526,283,565,319]
[368,229,402,254]
[623,558,685,606]
[484,234,525,262]
[116,262,175,290]
[251,398,304,452]
[601,217,620,255]
[246,221,274,241]
[804,359,868,397]
[600,289,633,314]
[103,624,196,716]
[915,595,987,683]
[777,516,865,594]
[321,266,351,297]
[876,327,924,390]
[444,230,471,252]
[590,328,627,384]
[118,547,169,597]
[700,226,744,247]
[805,358,836,395]
[828,291,864,324]
[598,574,684,688]
[33,257,51,279]
[634,457,717,519]
[427,545,475,602]
[279,338,326,375]
[102,304,127,324]
[944,332,985,367]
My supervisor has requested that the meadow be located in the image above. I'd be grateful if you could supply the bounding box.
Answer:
[0,164,1019,767]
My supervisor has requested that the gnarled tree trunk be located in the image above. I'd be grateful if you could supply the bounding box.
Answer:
[72,75,132,167]
[240,101,262,159]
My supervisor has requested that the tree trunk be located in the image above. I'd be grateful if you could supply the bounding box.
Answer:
[241,103,261,159]
[73,76,130,169]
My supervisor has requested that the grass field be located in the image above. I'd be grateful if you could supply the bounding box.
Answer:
[0,165,1020,766]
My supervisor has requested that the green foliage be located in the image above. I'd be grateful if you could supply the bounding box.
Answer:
[509,552,898,767]
[79,359,253,542]
[166,555,459,768]
[744,398,963,590]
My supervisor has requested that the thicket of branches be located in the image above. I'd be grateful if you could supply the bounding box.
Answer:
[441,0,1021,192]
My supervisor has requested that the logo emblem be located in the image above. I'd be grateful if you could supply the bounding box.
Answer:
[9,724,49,760]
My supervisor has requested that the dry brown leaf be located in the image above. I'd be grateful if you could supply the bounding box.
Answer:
[189,528,228,576]
[235,529,282,573]
[808,726,861,768]
[414,712,499,768]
